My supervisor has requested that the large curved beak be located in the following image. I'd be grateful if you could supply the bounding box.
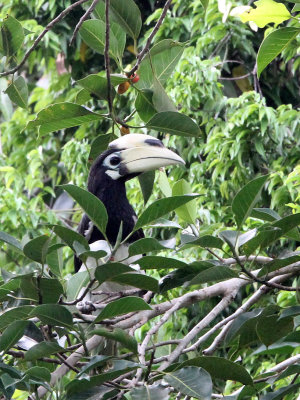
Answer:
[109,134,185,175]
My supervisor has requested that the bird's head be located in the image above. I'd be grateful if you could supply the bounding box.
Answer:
[88,134,185,190]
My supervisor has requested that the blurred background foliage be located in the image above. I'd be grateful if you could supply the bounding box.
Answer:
[0,0,299,397]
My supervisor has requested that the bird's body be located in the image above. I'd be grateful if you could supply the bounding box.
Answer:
[74,134,185,299]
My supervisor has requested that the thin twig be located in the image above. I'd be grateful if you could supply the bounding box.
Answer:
[127,0,173,76]
[60,278,96,305]
[70,0,100,46]
[0,0,90,77]
[104,0,113,115]
[219,72,251,81]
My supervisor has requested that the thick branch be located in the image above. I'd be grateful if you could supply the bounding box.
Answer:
[0,0,90,77]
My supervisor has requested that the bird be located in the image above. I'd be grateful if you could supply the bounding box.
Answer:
[74,133,185,275]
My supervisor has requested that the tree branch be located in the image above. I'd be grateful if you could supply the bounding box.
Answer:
[104,0,113,115]
[70,0,100,46]
[127,0,173,77]
[0,0,90,77]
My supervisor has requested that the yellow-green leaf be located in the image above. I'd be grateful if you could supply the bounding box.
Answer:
[240,0,291,28]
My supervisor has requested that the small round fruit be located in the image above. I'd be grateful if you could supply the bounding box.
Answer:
[117,81,130,94]
[120,126,130,135]
[130,74,140,83]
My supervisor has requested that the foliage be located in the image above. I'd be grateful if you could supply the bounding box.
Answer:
[0,0,299,399]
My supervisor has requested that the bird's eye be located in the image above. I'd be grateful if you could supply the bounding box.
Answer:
[109,156,121,166]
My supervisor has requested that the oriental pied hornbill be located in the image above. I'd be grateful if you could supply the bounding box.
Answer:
[74,134,184,273]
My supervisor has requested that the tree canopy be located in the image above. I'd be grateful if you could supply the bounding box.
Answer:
[0,0,299,399]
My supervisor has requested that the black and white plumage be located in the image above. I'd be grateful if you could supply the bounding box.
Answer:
[74,133,185,275]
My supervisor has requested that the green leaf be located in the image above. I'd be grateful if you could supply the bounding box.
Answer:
[53,225,89,253]
[27,102,104,135]
[91,327,138,353]
[138,170,155,204]
[30,304,73,328]
[0,15,24,56]
[94,296,152,322]
[23,235,50,264]
[180,235,224,250]
[77,355,112,377]
[0,305,33,330]
[25,367,51,383]
[66,270,89,302]
[219,230,239,252]
[224,309,262,345]
[5,76,28,109]
[258,255,300,277]
[130,384,169,400]
[164,366,212,400]
[79,19,125,62]
[243,213,300,256]
[278,305,300,320]
[0,320,29,352]
[178,356,253,386]
[76,74,115,101]
[240,0,291,28]
[109,0,142,39]
[251,208,280,222]
[135,89,157,123]
[232,175,269,229]
[39,278,64,304]
[172,179,197,224]
[89,133,112,161]
[257,27,300,77]
[158,170,172,197]
[189,265,239,285]
[95,262,134,285]
[46,244,64,276]
[146,111,201,137]
[60,184,108,237]
[134,194,200,231]
[152,77,177,112]
[0,231,23,252]
[137,255,188,270]
[109,273,159,292]
[200,0,209,10]
[128,238,171,257]
[256,310,294,346]
[136,39,185,88]
[260,383,300,400]
[24,341,65,361]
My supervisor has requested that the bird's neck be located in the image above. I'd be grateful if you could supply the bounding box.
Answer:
[88,175,137,244]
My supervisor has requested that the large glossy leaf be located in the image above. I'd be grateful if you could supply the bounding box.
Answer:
[61,184,108,236]
[164,366,212,400]
[243,213,300,255]
[95,262,134,285]
[79,19,125,62]
[109,273,159,292]
[0,305,33,330]
[0,15,24,56]
[5,76,28,109]
[0,231,23,253]
[138,170,155,205]
[137,256,188,270]
[136,39,185,88]
[258,254,300,277]
[172,179,197,224]
[146,112,201,137]
[24,341,65,361]
[66,270,89,302]
[53,225,89,252]
[0,320,29,352]
[189,265,239,285]
[224,309,262,345]
[152,77,177,112]
[134,195,200,231]
[108,0,142,39]
[260,383,300,400]
[240,0,291,28]
[128,238,171,257]
[23,235,50,264]
[27,102,104,135]
[94,296,151,322]
[76,74,115,101]
[135,89,157,123]
[91,327,138,353]
[232,175,269,229]
[30,304,73,328]
[25,366,51,383]
[130,384,169,400]
[251,208,280,222]
[278,305,300,320]
[181,235,223,250]
[178,356,252,385]
[257,27,300,77]
[77,355,112,377]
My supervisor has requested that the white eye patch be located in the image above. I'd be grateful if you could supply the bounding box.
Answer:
[103,152,122,169]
